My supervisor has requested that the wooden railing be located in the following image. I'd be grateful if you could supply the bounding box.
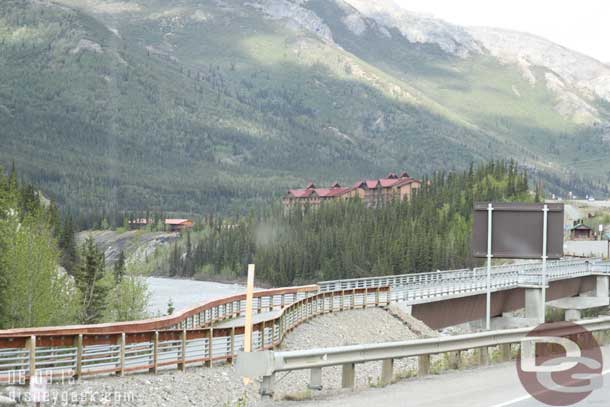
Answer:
[0,286,390,382]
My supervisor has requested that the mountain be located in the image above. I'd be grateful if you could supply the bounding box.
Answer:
[0,0,609,215]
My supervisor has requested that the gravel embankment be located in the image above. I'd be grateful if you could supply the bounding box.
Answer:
[1,308,426,406]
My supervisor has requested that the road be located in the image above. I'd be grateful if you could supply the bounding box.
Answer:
[271,345,610,407]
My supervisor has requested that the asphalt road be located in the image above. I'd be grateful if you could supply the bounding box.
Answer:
[271,345,610,407]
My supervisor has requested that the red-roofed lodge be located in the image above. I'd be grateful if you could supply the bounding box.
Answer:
[283,172,421,209]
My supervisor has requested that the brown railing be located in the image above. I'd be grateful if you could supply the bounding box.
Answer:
[0,286,390,382]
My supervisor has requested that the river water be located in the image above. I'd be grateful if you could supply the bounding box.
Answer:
[146,277,248,316]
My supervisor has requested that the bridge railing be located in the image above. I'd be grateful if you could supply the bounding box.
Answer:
[0,287,390,383]
[238,316,610,396]
[318,259,603,301]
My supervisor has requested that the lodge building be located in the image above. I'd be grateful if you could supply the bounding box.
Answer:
[283,172,421,208]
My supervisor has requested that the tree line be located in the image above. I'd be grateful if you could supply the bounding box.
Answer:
[157,161,533,286]
[0,164,149,329]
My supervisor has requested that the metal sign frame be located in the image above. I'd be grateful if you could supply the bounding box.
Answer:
[472,202,564,329]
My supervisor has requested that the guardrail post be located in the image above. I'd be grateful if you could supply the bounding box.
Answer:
[261,374,275,397]
[330,291,335,313]
[74,334,83,380]
[447,351,461,370]
[206,328,213,367]
[150,331,159,374]
[309,367,323,391]
[381,358,394,385]
[179,329,187,371]
[117,333,125,377]
[341,363,355,389]
[26,335,36,381]
[477,347,489,366]
[418,355,430,377]
[499,344,512,362]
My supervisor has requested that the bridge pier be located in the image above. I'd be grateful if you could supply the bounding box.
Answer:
[547,275,609,321]
[524,287,544,322]
[594,275,609,298]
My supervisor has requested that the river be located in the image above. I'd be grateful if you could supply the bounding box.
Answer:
[146,277,248,316]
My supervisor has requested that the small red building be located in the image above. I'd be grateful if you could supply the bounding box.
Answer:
[570,223,593,240]
[165,219,194,232]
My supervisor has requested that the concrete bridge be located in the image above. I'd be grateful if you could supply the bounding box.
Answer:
[0,259,608,383]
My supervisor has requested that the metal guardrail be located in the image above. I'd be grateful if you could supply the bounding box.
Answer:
[0,287,390,383]
[237,316,610,396]
[318,259,601,302]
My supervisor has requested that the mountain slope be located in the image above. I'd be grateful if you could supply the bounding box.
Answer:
[0,0,608,215]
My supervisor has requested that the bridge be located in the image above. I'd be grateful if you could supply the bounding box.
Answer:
[0,258,609,386]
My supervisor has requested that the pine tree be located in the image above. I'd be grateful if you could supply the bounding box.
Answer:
[114,250,126,284]
[59,216,79,275]
[167,298,175,315]
[75,237,109,324]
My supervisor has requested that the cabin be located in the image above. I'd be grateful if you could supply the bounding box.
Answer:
[165,219,194,232]
[570,223,593,240]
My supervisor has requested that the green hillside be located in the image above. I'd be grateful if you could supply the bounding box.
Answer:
[0,0,608,216]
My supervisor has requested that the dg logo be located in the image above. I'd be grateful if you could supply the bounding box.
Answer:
[517,321,603,406]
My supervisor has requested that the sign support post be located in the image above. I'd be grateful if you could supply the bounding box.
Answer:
[486,203,493,331]
[541,205,548,324]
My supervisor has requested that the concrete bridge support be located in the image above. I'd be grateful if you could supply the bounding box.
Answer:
[548,275,609,321]
[524,287,544,322]
[594,275,609,298]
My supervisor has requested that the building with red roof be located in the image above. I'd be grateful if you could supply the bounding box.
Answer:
[165,219,194,232]
[283,171,421,209]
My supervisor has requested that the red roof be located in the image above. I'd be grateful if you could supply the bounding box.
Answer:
[165,219,192,225]
[286,186,351,198]
[286,172,422,199]
[366,180,379,189]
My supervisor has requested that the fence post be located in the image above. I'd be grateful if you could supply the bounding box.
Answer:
[205,328,213,367]
[179,329,187,371]
[150,331,159,374]
[341,363,355,389]
[117,333,125,377]
[74,334,83,380]
[260,322,265,350]
[418,354,430,377]
[381,358,394,385]
[26,335,36,381]
[229,327,236,363]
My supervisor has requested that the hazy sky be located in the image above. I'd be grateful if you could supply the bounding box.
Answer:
[395,0,610,63]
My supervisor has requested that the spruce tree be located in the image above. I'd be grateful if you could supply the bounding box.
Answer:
[114,250,126,284]
[76,237,108,324]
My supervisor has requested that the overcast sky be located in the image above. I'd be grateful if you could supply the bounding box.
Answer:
[395,0,610,63]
